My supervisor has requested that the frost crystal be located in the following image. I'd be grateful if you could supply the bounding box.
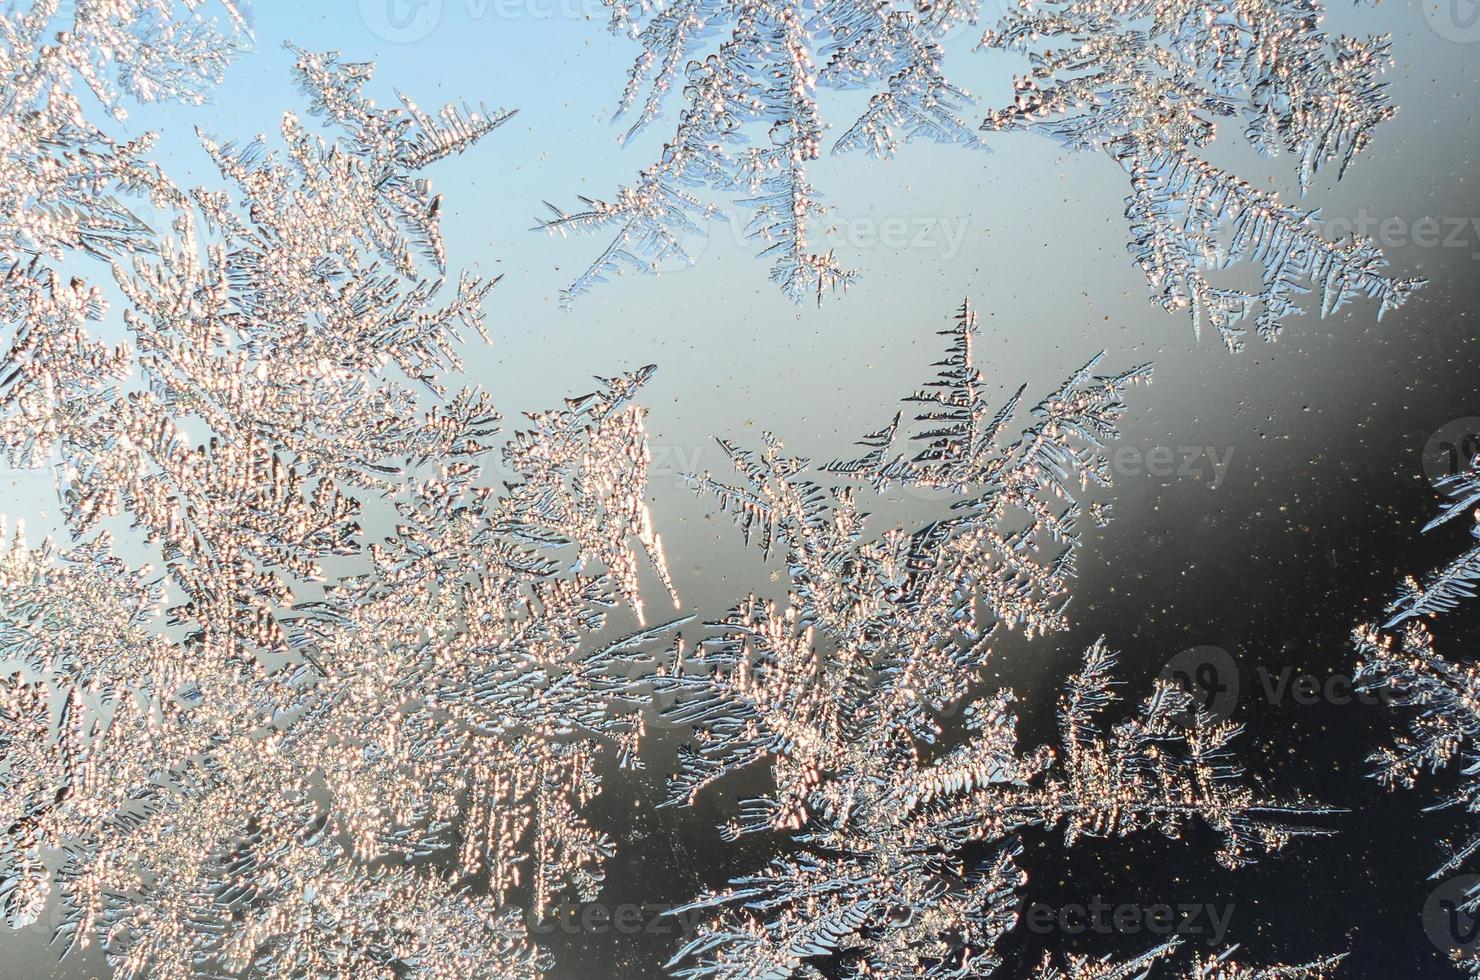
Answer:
[1354,463,1480,976]
[549,0,1415,347]
[0,16,685,979]
[1034,941,1346,979]
[0,0,248,263]
[980,0,1420,349]
[656,302,1333,977]
[541,0,981,303]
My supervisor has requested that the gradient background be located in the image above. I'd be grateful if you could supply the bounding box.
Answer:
[4,0,1480,975]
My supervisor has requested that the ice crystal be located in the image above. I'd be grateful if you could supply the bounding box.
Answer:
[656,302,1333,978]
[1034,940,1345,979]
[1353,463,1480,975]
[0,20,685,980]
[0,0,249,263]
[980,0,1421,350]
[549,0,1415,345]
[541,0,981,304]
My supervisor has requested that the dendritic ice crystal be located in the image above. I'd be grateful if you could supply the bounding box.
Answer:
[541,0,982,304]
[545,0,1417,347]
[1353,462,1480,976]
[0,3,687,977]
[979,0,1420,349]
[654,303,1339,978]
[1034,940,1344,979]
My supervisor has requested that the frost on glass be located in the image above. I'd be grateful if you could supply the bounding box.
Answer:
[0,9,688,976]
[0,0,249,263]
[547,0,1416,348]
[655,303,1338,978]
[1034,941,1345,979]
[540,0,982,304]
[1353,462,1480,977]
[980,0,1420,350]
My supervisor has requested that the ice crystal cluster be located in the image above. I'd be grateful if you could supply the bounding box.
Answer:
[545,0,1417,348]
[0,3,687,977]
[654,303,1338,978]
[540,0,984,303]
[0,3,1375,979]
[980,0,1418,349]
[1034,940,1344,980]
[1354,463,1480,976]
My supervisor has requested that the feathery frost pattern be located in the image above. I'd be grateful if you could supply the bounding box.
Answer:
[540,0,984,304]
[656,302,1336,978]
[1033,941,1345,979]
[1354,463,1480,977]
[980,0,1419,350]
[548,0,1415,348]
[0,8,686,977]
[0,4,1373,979]
[541,0,982,304]
[0,0,248,263]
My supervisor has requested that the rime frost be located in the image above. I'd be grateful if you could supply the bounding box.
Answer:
[657,302,1336,978]
[0,10,685,978]
[547,0,1415,347]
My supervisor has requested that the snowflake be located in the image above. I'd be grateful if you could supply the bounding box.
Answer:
[655,302,1336,977]
[546,0,1416,349]
[0,11,685,978]
[1353,462,1480,976]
